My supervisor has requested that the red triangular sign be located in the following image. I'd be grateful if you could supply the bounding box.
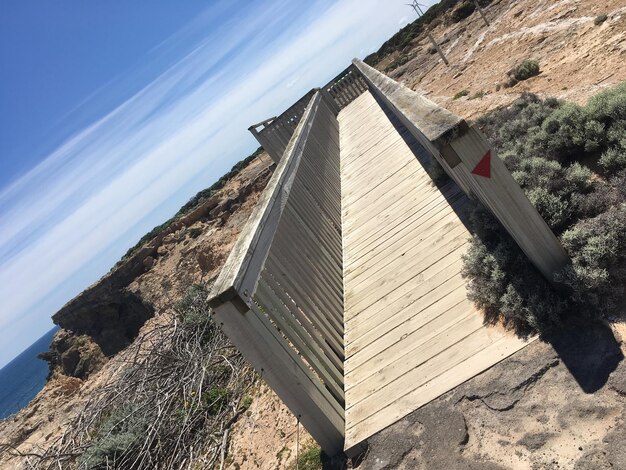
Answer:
[472,150,491,178]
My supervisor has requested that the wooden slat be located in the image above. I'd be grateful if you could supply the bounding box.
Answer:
[345,335,528,446]
[255,279,344,401]
[213,302,344,455]
[209,90,346,455]
[340,90,531,452]
[354,58,570,283]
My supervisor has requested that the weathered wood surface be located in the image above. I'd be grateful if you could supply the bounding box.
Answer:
[210,94,319,307]
[209,91,346,455]
[353,59,570,283]
[322,64,369,111]
[340,91,531,451]
[251,65,368,163]
[249,89,317,163]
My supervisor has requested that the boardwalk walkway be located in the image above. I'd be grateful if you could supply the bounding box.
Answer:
[340,91,531,448]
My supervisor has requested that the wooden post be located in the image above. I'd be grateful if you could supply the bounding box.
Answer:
[474,0,490,26]
[352,58,570,284]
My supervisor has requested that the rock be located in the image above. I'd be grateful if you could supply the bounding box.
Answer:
[219,211,231,224]
[42,331,107,379]
[516,432,556,451]
[51,287,154,360]
[363,403,506,470]
[197,249,217,273]
[157,245,169,256]
[143,256,156,269]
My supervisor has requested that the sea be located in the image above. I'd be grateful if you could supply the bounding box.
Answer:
[0,327,59,420]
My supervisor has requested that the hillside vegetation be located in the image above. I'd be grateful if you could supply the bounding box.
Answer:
[463,83,626,335]
[115,147,264,268]
[364,0,491,70]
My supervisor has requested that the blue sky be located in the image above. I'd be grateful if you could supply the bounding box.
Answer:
[0,0,432,368]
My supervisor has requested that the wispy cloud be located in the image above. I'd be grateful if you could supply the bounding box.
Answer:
[0,0,414,367]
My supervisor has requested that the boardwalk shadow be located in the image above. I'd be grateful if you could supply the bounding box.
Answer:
[542,321,623,394]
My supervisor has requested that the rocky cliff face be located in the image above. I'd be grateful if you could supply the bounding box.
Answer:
[0,153,276,469]
[41,154,273,380]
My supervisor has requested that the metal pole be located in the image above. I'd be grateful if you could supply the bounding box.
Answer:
[426,33,449,66]
[408,2,450,66]
[474,0,490,26]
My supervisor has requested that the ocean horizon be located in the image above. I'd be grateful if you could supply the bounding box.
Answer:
[0,327,58,420]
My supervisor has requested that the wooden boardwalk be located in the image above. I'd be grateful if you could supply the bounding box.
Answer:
[340,91,531,449]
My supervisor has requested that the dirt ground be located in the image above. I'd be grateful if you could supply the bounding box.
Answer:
[379,0,626,120]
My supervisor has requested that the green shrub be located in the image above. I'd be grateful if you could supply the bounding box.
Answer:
[451,1,475,22]
[80,404,148,469]
[514,59,540,81]
[203,387,230,415]
[594,14,608,25]
[454,89,470,100]
[292,445,325,470]
[599,147,626,172]
[188,227,203,239]
[465,84,626,334]
[241,396,253,410]
[385,54,412,72]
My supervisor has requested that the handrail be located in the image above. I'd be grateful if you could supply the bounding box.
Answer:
[248,89,317,163]
[322,64,368,110]
[353,58,570,282]
[210,94,320,307]
[208,90,345,455]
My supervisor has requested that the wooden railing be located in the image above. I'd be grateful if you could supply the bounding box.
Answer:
[249,65,368,163]
[322,64,368,110]
[209,91,345,454]
[352,58,570,282]
[248,89,317,163]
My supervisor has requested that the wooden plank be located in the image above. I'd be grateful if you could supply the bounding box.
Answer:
[345,335,530,446]
[209,93,321,307]
[346,273,469,354]
[346,327,497,418]
[353,58,570,283]
[255,279,344,401]
[261,270,344,370]
[346,313,485,396]
[339,90,531,451]
[342,181,462,246]
[345,206,469,286]
[344,229,469,315]
[213,301,344,455]
[344,193,467,268]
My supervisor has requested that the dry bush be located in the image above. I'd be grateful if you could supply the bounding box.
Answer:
[28,284,256,470]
